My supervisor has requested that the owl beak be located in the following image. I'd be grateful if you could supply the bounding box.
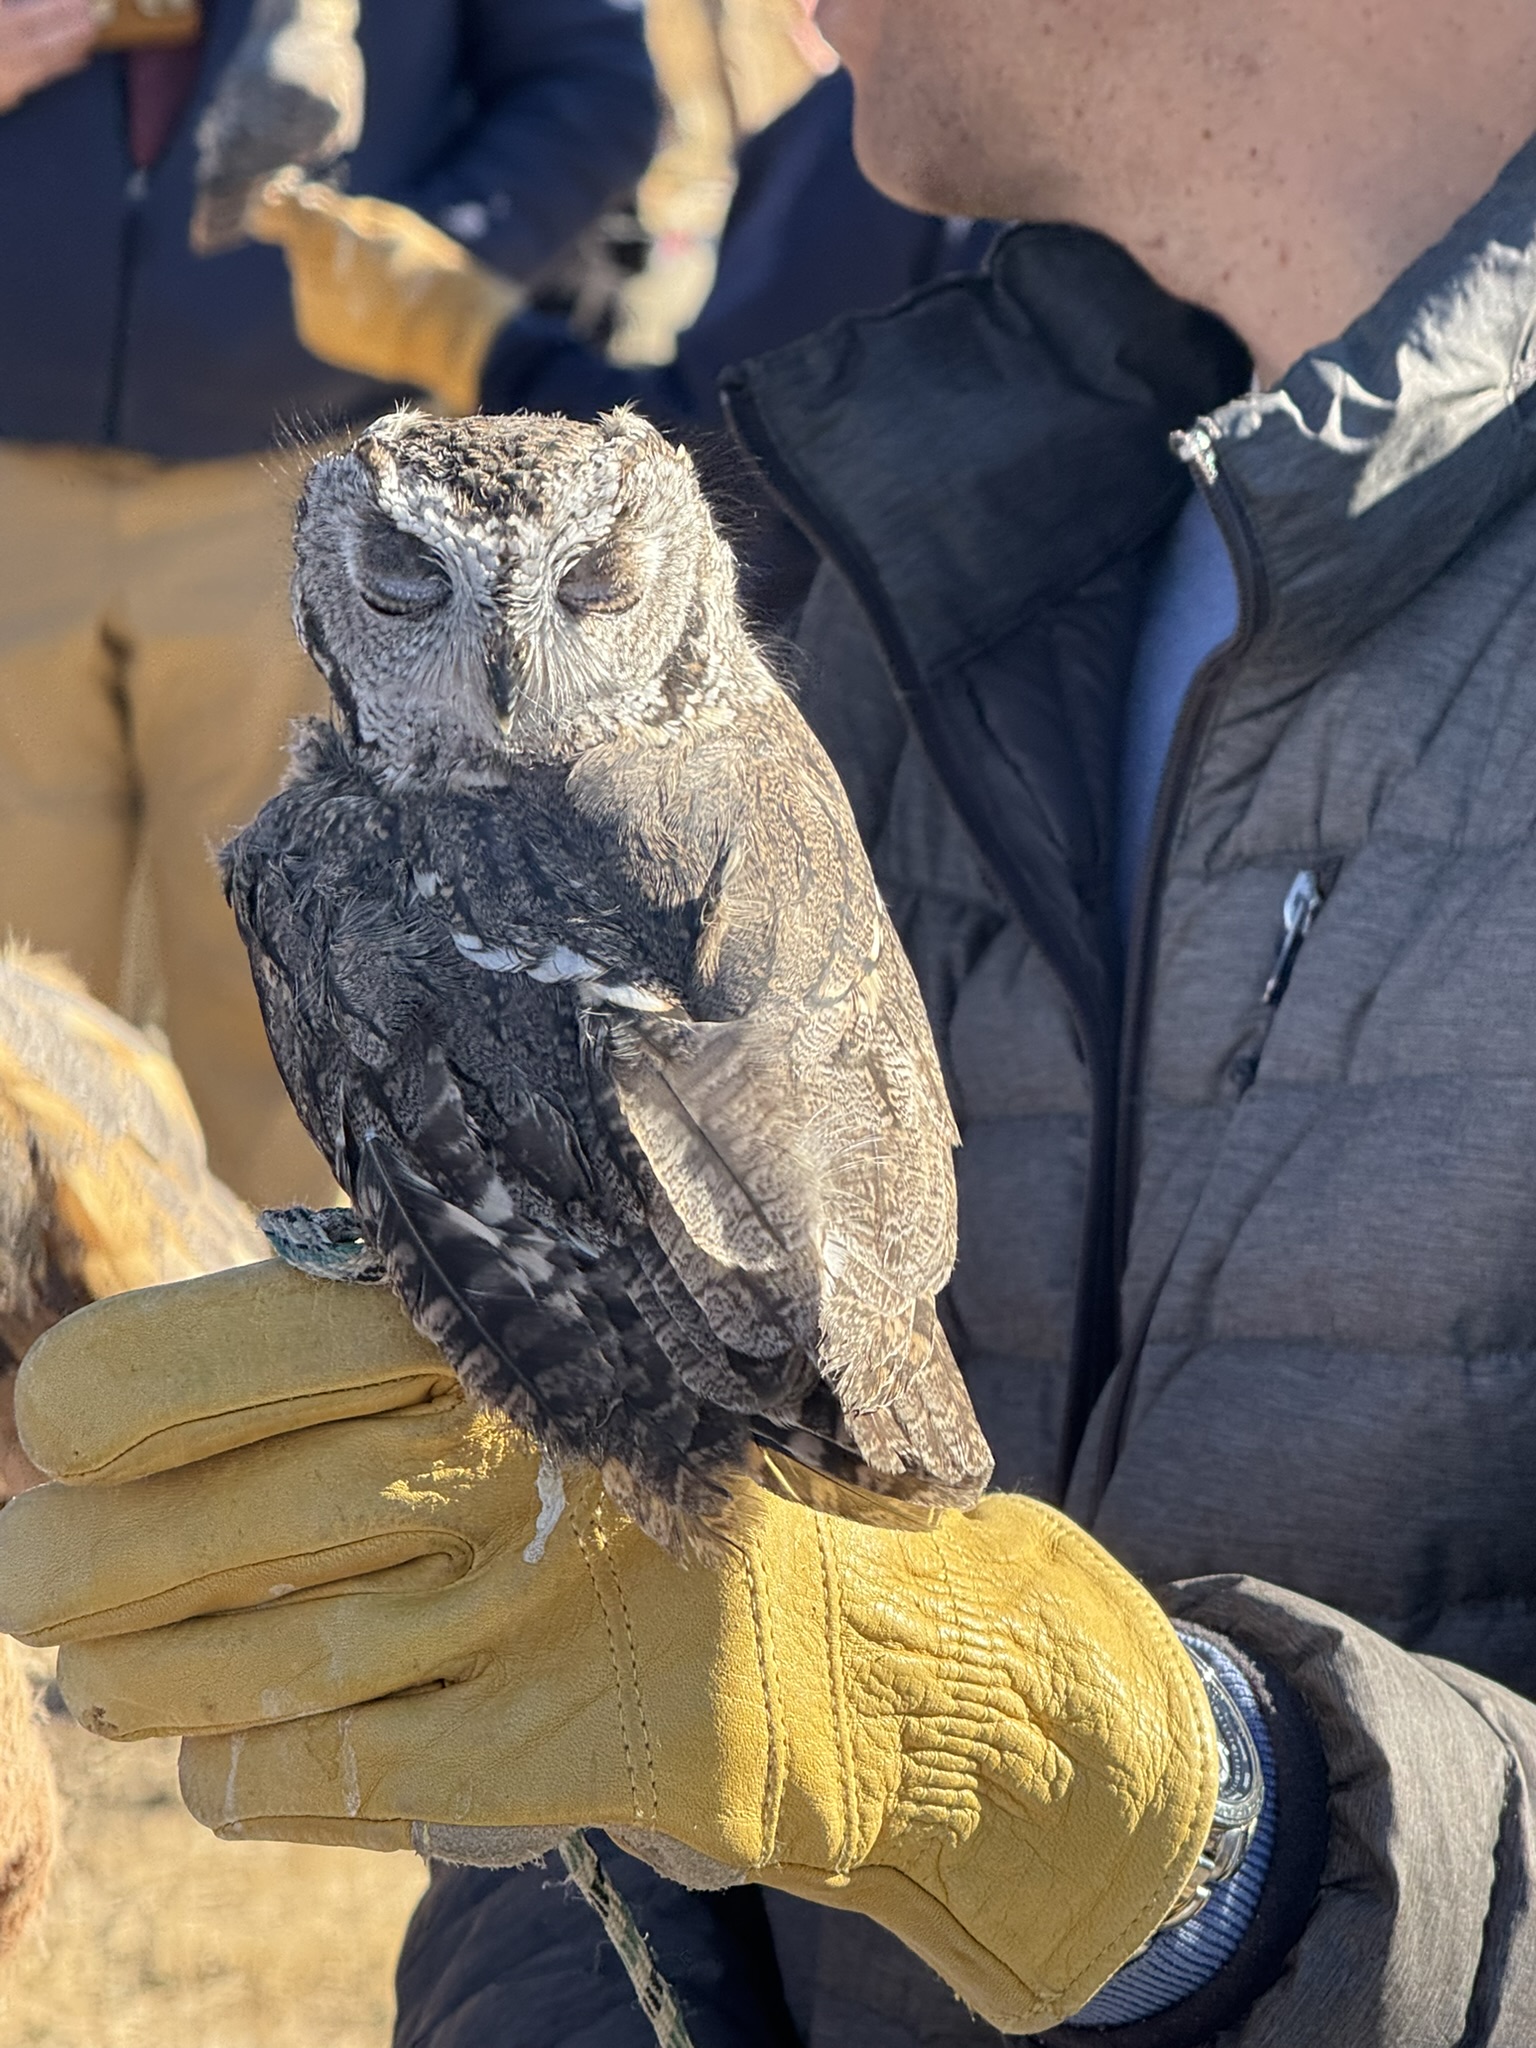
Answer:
[486,648,517,727]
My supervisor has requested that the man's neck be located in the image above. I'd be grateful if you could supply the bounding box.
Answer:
[1092,22,1536,387]
[1139,119,1536,388]
[834,0,1536,386]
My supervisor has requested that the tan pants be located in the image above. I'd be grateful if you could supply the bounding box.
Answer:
[0,441,335,1208]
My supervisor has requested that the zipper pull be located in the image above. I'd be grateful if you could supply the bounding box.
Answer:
[1263,869,1322,1005]
[1170,421,1220,486]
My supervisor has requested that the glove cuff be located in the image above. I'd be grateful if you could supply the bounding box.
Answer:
[751,1495,1223,2035]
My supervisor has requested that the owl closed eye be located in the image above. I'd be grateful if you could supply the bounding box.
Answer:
[354,512,452,619]
[558,537,644,616]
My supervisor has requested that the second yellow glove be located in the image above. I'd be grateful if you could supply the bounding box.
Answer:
[247,174,526,414]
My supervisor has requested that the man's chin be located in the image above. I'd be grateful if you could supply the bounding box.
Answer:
[844,59,1029,220]
[848,100,973,215]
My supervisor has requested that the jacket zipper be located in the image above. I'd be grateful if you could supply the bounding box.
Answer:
[102,165,150,446]
[1082,421,1269,1519]
[1263,869,1323,1005]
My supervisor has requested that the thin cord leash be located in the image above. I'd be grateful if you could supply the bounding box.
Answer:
[558,1830,697,2048]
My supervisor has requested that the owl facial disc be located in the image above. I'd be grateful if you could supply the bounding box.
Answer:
[290,407,741,780]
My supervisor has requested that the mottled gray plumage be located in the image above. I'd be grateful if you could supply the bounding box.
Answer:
[191,0,364,256]
[222,407,992,1549]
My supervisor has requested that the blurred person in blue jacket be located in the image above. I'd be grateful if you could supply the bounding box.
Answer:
[0,0,656,1205]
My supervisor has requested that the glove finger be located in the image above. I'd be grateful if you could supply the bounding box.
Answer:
[55,1485,612,1741]
[17,1260,454,1484]
[176,1681,625,1848]
[56,1577,488,1740]
[244,168,358,246]
[184,1711,419,1850]
[178,1700,476,1848]
[250,173,451,263]
[0,1397,530,1644]
[243,171,306,245]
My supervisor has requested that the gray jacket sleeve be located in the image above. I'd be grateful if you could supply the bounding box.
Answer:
[1144,1576,1536,2048]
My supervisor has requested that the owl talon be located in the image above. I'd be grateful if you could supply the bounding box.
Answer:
[258,1205,386,1284]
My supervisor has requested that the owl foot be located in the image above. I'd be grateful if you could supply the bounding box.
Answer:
[257,1205,387,1284]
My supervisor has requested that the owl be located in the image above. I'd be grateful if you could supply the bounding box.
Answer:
[191,0,365,255]
[222,407,992,1552]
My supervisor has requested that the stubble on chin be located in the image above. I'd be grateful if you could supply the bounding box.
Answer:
[841,18,1086,224]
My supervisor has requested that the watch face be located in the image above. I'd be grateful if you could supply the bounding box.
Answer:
[1184,1636,1266,1832]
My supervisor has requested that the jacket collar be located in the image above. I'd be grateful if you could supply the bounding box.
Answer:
[1203,130,1536,673]
[721,226,1248,690]
[725,133,1536,691]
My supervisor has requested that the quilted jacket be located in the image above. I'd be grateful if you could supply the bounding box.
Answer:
[394,136,1536,2048]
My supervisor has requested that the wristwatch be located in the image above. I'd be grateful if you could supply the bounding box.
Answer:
[1151,1634,1267,1939]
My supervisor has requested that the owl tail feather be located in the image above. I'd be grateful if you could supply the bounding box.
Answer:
[748,1413,983,1521]
[351,1131,745,1554]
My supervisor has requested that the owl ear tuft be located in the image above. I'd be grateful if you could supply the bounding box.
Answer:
[596,407,692,480]
[596,405,662,452]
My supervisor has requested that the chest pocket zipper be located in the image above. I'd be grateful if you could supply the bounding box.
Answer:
[1226,866,1332,1097]
[1263,869,1324,1005]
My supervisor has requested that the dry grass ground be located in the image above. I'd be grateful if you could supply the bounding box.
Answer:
[0,1650,427,2048]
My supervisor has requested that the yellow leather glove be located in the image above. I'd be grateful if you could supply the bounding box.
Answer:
[0,1262,1220,2034]
[246,174,526,415]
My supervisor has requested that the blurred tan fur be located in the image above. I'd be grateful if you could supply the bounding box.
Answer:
[0,942,266,1374]
[0,1641,53,1971]
[0,946,268,1967]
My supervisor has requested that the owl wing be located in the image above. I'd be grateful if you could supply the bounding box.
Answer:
[222,735,752,1548]
[595,711,991,1505]
[605,933,989,1505]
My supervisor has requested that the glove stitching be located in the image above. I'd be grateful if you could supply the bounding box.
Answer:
[609,1566,660,1828]
[816,1515,856,1875]
[1037,1516,1224,2003]
[570,1514,651,1825]
[743,1537,784,1865]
